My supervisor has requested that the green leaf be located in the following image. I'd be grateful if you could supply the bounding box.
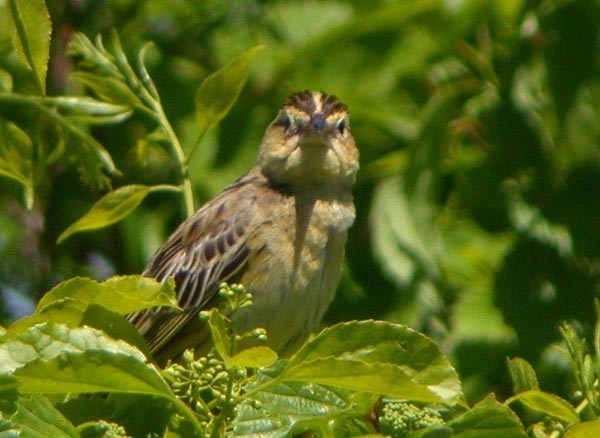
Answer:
[9,301,152,361]
[193,45,263,151]
[563,421,600,438]
[507,357,539,393]
[0,417,19,438]
[6,0,51,95]
[233,379,376,438]
[0,120,33,208]
[505,390,580,425]
[0,69,13,92]
[107,394,177,437]
[70,72,142,108]
[35,275,178,315]
[12,395,79,438]
[58,185,151,243]
[208,308,233,364]
[0,323,171,397]
[229,347,278,369]
[281,320,463,405]
[449,394,527,438]
[44,96,133,125]
[370,177,439,288]
[0,375,19,414]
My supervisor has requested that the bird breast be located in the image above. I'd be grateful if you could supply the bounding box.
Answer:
[234,189,355,354]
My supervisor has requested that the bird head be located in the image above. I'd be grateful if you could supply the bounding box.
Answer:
[258,91,359,191]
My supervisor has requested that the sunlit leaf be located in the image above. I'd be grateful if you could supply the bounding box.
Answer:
[233,379,375,438]
[35,275,178,315]
[0,323,171,397]
[282,320,463,405]
[194,45,263,151]
[563,421,600,438]
[449,394,527,438]
[6,0,51,95]
[507,357,539,394]
[229,347,278,369]
[506,390,579,425]
[58,185,151,243]
[8,301,152,359]
[12,395,79,438]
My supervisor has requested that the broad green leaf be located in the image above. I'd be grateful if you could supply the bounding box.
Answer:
[233,379,376,438]
[283,320,463,405]
[8,299,87,335]
[7,301,151,359]
[229,347,278,369]
[194,45,263,150]
[564,421,600,438]
[208,308,233,364]
[6,0,51,95]
[79,305,151,358]
[506,390,579,425]
[0,323,171,397]
[281,358,454,404]
[12,395,79,438]
[449,394,527,438]
[507,357,539,393]
[36,275,178,315]
[0,120,33,208]
[58,185,151,243]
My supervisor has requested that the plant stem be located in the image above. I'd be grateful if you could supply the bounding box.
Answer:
[209,369,236,438]
[172,396,205,436]
[109,33,196,217]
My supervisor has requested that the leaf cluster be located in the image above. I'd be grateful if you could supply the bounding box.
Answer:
[0,277,538,437]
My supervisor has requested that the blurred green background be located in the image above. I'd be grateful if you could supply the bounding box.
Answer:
[1,0,599,405]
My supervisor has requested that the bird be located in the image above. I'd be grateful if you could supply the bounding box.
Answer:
[128,91,359,364]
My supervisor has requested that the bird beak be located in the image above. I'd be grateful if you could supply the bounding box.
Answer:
[299,113,330,147]
[307,113,326,132]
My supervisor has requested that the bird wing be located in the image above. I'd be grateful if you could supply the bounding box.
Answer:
[128,181,258,355]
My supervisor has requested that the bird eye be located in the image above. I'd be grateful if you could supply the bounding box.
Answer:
[337,118,347,134]
[277,112,292,129]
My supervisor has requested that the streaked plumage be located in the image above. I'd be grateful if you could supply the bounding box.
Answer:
[128,91,359,363]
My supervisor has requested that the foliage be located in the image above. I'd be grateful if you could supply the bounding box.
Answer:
[0,280,468,437]
[0,0,599,436]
